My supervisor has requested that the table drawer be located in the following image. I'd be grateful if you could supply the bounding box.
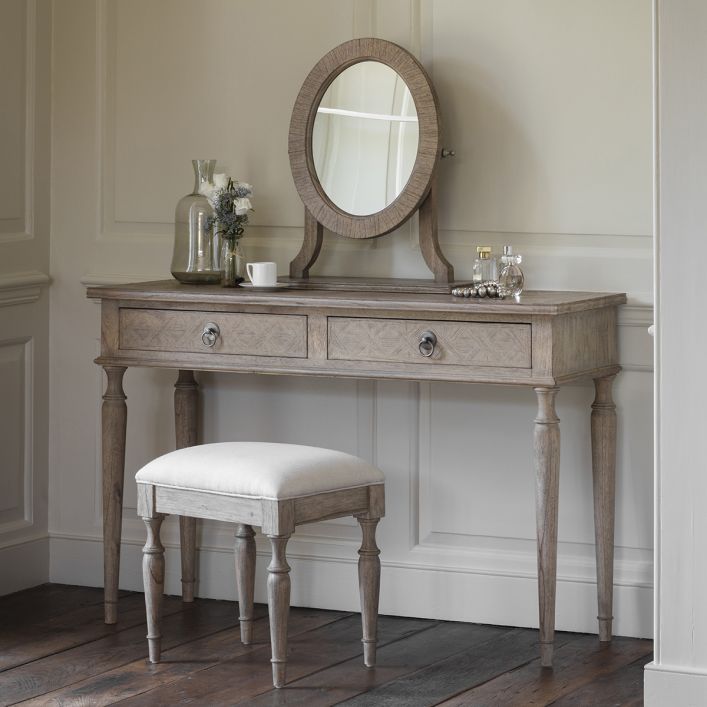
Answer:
[120,309,308,358]
[328,317,531,368]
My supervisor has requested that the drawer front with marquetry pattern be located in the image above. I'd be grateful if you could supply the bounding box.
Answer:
[120,309,308,358]
[327,317,531,368]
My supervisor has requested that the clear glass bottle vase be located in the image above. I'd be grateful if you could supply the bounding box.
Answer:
[221,237,245,287]
[171,159,222,284]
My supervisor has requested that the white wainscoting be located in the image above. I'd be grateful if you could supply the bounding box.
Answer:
[0,337,33,533]
[49,0,654,637]
[0,0,50,596]
[0,300,50,595]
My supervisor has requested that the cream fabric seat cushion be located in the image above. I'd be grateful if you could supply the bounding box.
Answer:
[135,442,384,500]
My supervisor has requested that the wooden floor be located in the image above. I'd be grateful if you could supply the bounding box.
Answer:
[0,584,651,706]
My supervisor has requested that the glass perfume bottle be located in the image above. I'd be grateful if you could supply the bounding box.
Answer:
[499,245,524,298]
[472,246,498,283]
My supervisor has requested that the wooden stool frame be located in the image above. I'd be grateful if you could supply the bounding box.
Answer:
[137,480,384,688]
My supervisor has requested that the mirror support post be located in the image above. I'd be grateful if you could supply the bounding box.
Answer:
[290,208,324,279]
[419,178,454,283]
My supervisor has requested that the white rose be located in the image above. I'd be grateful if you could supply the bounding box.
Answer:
[213,173,229,189]
[234,197,252,215]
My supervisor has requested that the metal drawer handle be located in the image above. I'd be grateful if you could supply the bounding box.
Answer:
[201,322,220,347]
[418,330,437,357]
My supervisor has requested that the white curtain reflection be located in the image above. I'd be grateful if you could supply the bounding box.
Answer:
[312,61,419,216]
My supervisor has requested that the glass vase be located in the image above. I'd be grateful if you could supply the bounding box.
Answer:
[221,238,245,287]
[171,159,222,284]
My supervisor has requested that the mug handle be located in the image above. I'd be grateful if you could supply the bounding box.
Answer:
[246,263,254,283]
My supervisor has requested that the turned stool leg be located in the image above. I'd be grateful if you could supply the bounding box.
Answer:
[235,523,256,644]
[267,534,291,688]
[142,514,165,663]
[356,516,381,667]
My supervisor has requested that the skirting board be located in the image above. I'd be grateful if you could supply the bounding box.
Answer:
[49,534,653,638]
[0,535,49,596]
[644,662,707,707]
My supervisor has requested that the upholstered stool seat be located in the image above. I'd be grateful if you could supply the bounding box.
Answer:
[136,442,385,688]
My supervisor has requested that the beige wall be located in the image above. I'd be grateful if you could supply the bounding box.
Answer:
[47,0,654,635]
[0,0,51,593]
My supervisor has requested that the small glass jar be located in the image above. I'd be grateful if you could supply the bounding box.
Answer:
[221,237,245,287]
[472,246,498,283]
[498,245,524,298]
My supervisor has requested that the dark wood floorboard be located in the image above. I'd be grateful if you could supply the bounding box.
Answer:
[241,620,510,706]
[436,634,652,706]
[115,614,431,706]
[0,584,650,706]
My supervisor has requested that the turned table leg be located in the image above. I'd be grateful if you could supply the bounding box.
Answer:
[235,523,256,644]
[175,370,199,602]
[591,374,617,642]
[534,386,561,667]
[267,534,292,689]
[102,365,127,625]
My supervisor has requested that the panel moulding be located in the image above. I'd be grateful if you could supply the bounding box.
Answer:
[0,336,34,534]
[0,270,50,307]
[415,367,652,584]
[0,0,36,243]
[95,0,366,243]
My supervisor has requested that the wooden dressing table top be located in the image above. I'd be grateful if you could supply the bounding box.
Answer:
[89,279,625,315]
[89,281,626,388]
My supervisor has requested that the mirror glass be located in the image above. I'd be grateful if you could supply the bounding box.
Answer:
[312,61,419,216]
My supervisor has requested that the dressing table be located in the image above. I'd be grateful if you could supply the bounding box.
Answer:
[89,38,625,667]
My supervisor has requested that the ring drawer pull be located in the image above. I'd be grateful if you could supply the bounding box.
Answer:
[201,322,220,347]
[418,330,437,357]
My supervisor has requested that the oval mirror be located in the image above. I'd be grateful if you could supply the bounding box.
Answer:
[312,61,419,216]
[289,38,441,240]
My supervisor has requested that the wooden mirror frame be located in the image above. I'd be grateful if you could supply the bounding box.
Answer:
[288,38,454,286]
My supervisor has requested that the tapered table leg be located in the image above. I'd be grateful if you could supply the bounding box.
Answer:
[175,370,199,602]
[591,374,617,642]
[534,386,560,667]
[102,365,127,624]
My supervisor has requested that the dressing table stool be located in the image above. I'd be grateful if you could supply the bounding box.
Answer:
[136,441,385,688]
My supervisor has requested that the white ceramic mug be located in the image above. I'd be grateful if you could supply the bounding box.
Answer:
[246,261,277,287]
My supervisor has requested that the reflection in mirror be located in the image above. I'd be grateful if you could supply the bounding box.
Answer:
[312,61,419,216]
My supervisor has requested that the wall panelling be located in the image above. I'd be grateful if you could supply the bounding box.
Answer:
[49,0,654,636]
